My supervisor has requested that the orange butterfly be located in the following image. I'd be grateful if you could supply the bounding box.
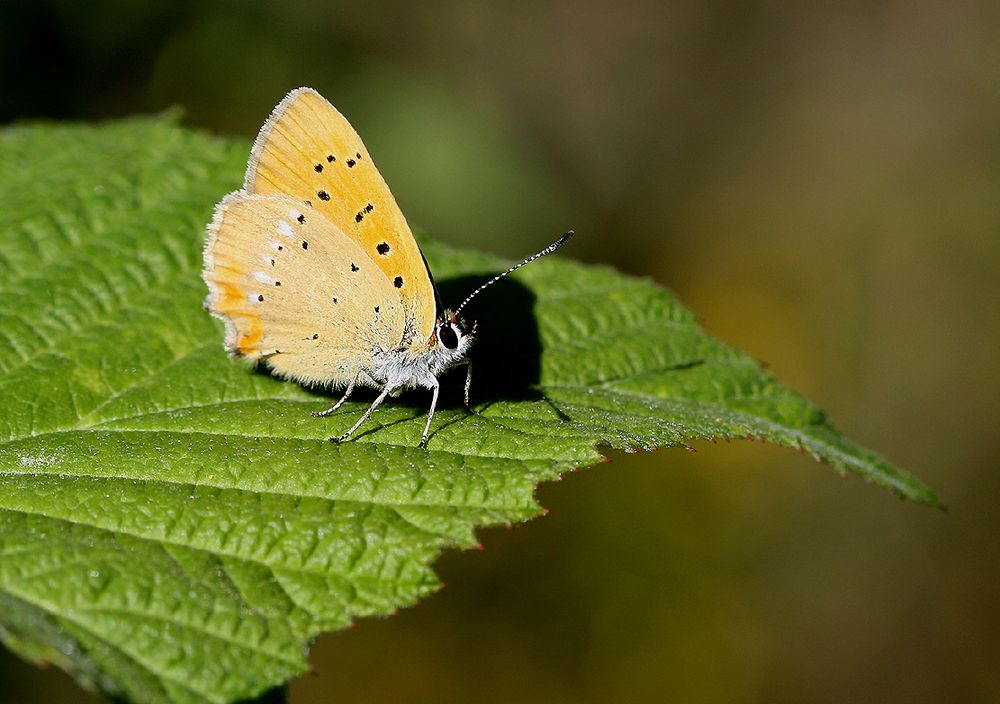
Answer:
[203,88,571,446]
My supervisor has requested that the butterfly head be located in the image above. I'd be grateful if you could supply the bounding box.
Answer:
[435,309,475,354]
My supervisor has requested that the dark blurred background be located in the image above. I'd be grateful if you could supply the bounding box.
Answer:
[2,1,998,702]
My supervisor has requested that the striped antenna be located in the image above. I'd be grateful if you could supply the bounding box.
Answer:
[454,231,574,316]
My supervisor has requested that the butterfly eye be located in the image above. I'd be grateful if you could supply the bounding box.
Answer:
[438,323,459,350]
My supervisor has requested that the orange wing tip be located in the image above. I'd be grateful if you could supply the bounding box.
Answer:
[244,87,323,193]
[236,321,264,356]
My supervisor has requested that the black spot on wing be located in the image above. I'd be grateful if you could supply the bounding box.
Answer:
[376,242,390,255]
[393,276,403,288]
[327,154,335,162]
[355,202,374,224]
[297,214,305,224]
[314,163,323,173]
[302,241,308,249]
[351,262,359,272]
[346,159,356,168]
[317,190,330,201]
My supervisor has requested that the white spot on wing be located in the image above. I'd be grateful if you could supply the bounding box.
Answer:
[248,293,262,303]
[253,271,272,283]
[278,220,294,237]
[286,209,302,220]
[271,241,282,250]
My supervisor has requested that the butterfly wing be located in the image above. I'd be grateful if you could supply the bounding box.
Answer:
[203,192,405,386]
[244,87,436,348]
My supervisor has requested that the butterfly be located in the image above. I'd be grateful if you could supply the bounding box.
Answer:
[202,87,571,447]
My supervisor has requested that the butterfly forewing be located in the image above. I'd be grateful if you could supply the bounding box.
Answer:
[244,88,436,347]
[203,193,405,386]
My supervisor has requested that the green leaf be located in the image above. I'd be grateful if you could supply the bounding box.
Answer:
[0,117,938,703]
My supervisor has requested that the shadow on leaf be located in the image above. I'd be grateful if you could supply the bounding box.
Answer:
[437,273,543,406]
[255,274,546,413]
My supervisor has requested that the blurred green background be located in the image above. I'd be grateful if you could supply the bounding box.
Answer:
[2,1,998,702]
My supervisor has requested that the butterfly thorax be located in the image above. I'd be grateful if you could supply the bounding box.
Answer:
[368,324,473,391]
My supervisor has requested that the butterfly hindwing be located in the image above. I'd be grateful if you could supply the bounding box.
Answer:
[203,192,405,386]
[244,87,436,347]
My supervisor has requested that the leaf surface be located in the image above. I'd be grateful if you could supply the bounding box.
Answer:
[0,118,938,703]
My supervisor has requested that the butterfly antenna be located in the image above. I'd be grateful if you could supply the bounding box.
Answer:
[454,230,574,316]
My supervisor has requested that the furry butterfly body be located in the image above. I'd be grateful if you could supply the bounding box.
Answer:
[203,87,569,446]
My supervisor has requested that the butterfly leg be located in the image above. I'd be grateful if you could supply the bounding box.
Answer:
[330,384,393,443]
[462,361,479,415]
[312,376,357,417]
[418,380,441,449]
